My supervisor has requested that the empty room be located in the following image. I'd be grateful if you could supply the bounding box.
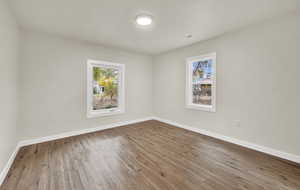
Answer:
[1,0,300,189]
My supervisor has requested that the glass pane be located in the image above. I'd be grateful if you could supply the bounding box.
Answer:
[92,67,119,110]
[192,59,213,105]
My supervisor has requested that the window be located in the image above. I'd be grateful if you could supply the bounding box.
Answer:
[87,59,125,118]
[186,52,216,112]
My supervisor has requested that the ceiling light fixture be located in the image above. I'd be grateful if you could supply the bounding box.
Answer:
[136,14,153,26]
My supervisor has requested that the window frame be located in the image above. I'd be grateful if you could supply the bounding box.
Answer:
[87,59,125,118]
[185,52,217,112]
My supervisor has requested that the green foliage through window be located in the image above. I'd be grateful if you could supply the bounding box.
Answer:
[93,67,119,110]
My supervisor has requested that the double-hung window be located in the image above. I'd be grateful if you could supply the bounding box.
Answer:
[186,52,216,112]
[87,59,125,118]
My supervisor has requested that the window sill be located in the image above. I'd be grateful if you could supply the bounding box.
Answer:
[87,109,125,118]
[185,104,216,112]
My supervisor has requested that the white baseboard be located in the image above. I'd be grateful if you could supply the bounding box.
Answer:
[0,145,20,186]
[153,117,300,164]
[19,117,155,147]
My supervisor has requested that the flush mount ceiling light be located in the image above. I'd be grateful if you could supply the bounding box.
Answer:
[135,14,153,26]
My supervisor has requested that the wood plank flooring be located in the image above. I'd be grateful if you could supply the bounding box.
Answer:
[1,120,300,190]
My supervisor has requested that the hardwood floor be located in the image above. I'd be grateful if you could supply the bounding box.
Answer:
[1,120,300,190]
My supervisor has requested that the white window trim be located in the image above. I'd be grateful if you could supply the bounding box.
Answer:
[185,52,216,112]
[87,59,125,118]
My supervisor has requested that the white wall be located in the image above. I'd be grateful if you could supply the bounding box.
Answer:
[0,0,19,173]
[19,30,153,141]
[153,11,300,156]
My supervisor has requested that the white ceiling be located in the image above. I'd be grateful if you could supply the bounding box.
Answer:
[8,0,300,55]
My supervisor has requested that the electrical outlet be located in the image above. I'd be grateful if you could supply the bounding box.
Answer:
[233,120,241,127]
